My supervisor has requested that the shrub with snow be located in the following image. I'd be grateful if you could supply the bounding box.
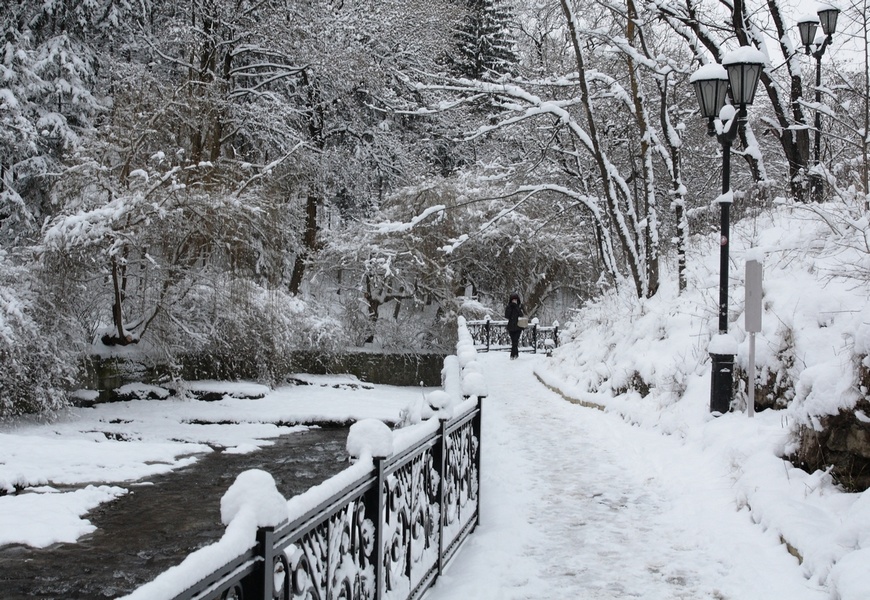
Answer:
[1,254,80,418]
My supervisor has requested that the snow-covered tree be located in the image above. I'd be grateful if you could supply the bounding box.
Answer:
[0,0,111,244]
[650,0,818,202]
[407,0,713,299]
[823,0,870,210]
[447,0,520,80]
[32,0,457,350]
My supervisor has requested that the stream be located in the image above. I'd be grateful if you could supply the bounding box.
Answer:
[0,427,349,599]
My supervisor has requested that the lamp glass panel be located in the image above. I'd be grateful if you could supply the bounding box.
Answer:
[692,78,727,118]
[797,20,818,48]
[818,8,839,36]
[726,62,763,106]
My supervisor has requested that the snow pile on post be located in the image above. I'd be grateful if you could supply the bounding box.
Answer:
[441,354,463,406]
[456,316,488,401]
[121,469,288,600]
[462,372,487,398]
[346,418,393,459]
[427,389,453,412]
[709,333,738,355]
[220,469,288,528]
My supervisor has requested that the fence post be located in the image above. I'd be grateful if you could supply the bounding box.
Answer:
[437,417,449,575]
[473,396,483,527]
[256,526,276,599]
[554,324,559,348]
[532,324,538,354]
[484,318,491,352]
[372,456,387,600]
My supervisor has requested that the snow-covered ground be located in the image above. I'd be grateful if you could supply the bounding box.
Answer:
[1,349,867,599]
[427,352,861,600]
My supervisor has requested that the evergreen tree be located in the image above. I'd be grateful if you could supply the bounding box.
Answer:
[0,0,109,243]
[449,0,519,80]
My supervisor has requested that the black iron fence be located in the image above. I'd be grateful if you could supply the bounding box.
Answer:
[131,396,482,600]
[465,318,559,354]
[138,398,481,600]
[126,318,485,600]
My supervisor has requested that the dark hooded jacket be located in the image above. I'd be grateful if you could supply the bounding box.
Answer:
[504,293,524,332]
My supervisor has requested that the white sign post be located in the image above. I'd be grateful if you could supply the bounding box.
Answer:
[745,258,763,418]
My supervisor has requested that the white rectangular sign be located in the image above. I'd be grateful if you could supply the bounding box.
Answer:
[745,259,763,333]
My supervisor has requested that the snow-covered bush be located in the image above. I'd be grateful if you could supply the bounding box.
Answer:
[0,254,81,418]
[165,277,349,383]
[543,201,870,490]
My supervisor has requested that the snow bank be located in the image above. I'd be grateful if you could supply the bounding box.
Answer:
[535,201,869,599]
[0,485,127,547]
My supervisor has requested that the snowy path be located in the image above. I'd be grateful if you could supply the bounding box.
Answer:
[424,352,827,600]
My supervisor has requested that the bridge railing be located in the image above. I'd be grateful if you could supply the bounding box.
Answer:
[465,317,560,354]
[126,320,485,600]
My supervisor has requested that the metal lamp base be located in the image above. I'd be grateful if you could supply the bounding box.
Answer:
[710,352,735,415]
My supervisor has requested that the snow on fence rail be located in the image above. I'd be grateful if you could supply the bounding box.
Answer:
[123,319,486,600]
[465,316,560,354]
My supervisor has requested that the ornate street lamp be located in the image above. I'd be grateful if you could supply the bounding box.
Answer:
[690,64,728,135]
[797,15,819,52]
[797,5,839,202]
[690,47,765,415]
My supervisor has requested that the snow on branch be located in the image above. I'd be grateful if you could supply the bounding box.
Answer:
[233,142,304,197]
[411,75,599,153]
[373,205,446,234]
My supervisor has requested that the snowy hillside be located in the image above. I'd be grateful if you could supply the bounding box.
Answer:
[535,200,870,597]
[544,201,870,422]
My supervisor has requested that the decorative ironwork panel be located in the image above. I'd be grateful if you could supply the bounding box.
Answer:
[442,420,479,545]
[285,497,376,600]
[464,322,492,348]
[383,448,441,599]
[153,396,482,600]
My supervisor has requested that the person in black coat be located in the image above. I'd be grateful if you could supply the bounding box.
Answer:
[504,292,524,359]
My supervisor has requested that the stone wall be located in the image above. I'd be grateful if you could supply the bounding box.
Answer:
[79,351,446,404]
[281,351,446,387]
[793,398,870,492]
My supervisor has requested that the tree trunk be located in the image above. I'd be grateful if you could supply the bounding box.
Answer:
[627,0,659,298]
[289,193,319,295]
[561,0,645,298]
[111,256,125,341]
[733,0,808,200]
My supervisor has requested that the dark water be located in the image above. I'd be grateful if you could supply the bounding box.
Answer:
[0,427,350,599]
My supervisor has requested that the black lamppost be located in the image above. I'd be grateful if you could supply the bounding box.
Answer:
[797,5,840,203]
[690,48,765,414]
